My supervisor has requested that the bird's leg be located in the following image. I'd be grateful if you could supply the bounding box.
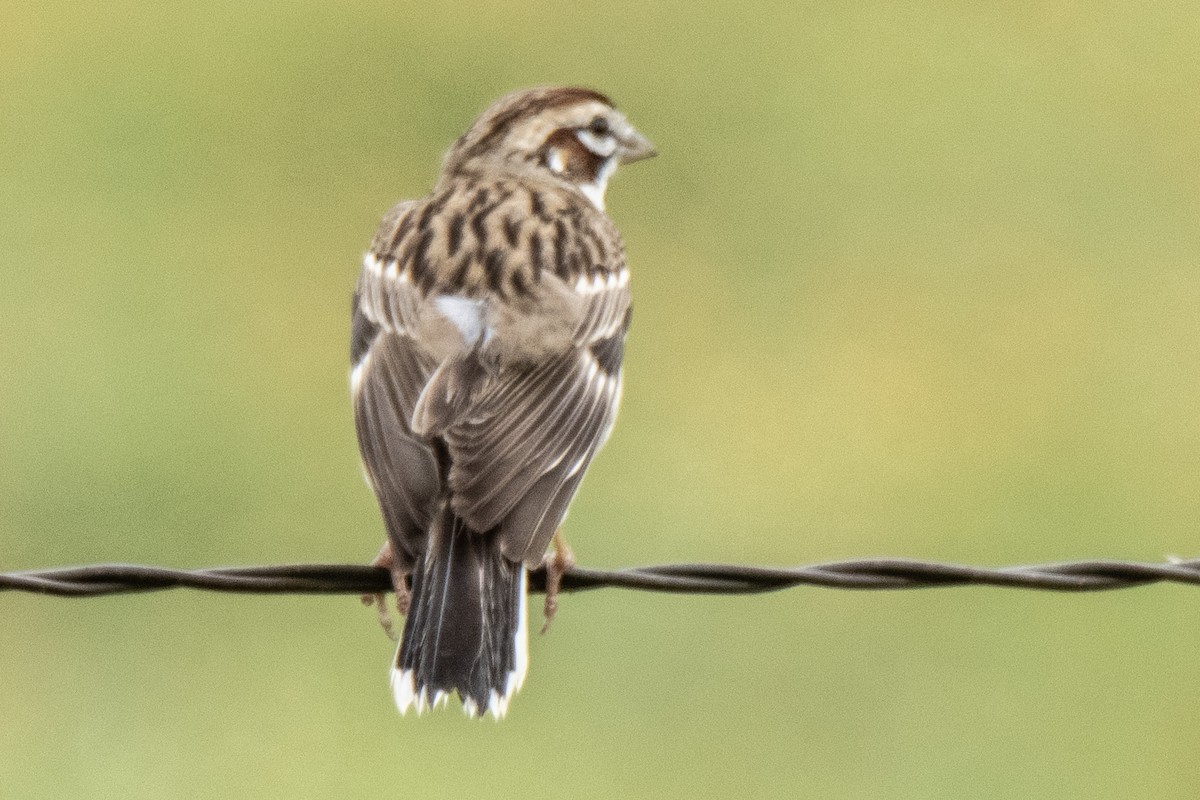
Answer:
[540,528,575,634]
[362,539,411,641]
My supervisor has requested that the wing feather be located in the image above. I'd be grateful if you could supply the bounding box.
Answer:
[443,305,629,564]
[352,201,443,566]
[358,201,425,337]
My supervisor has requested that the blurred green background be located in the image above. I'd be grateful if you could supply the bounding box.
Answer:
[3,1,1199,797]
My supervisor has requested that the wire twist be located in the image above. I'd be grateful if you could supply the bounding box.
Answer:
[2,557,1199,598]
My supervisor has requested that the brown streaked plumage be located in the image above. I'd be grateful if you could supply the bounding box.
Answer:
[351,86,654,718]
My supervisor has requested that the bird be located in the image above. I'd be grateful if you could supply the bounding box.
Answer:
[350,86,655,718]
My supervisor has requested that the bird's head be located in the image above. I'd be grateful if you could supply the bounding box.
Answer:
[444,86,656,210]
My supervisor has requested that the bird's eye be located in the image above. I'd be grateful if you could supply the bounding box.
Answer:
[587,116,610,136]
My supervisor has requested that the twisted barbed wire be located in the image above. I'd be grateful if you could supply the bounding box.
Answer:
[2,557,1199,598]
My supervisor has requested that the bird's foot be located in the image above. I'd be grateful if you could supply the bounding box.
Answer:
[540,529,575,634]
[361,539,410,641]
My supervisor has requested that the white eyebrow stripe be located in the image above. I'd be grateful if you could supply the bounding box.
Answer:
[576,129,618,158]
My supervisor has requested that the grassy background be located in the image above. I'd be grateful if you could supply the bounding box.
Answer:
[3,1,1199,797]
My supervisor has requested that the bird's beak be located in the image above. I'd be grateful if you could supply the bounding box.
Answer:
[617,130,657,164]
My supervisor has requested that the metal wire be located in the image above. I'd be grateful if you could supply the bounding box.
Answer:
[2,557,1199,598]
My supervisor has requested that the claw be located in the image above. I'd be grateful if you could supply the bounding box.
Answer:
[363,539,411,641]
[541,529,575,634]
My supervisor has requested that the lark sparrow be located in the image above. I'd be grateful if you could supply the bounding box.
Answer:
[351,86,655,718]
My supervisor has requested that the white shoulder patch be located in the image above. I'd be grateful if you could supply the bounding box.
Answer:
[434,295,487,345]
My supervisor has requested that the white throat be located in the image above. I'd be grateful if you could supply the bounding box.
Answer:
[578,158,616,211]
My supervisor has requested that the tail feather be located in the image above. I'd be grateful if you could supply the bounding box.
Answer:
[392,506,528,718]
